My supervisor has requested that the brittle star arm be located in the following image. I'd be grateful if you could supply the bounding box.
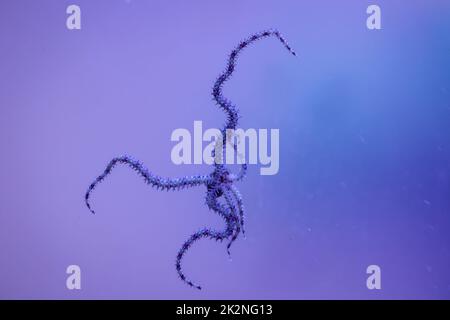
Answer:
[228,184,245,236]
[212,29,296,131]
[223,187,241,256]
[85,155,211,214]
[175,194,235,290]
[211,29,296,177]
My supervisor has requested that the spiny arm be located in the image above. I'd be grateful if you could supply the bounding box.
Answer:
[212,29,296,131]
[85,155,211,214]
[223,188,241,256]
[175,198,235,290]
[229,185,245,236]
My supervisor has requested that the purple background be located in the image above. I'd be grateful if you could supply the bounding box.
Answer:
[1,0,450,299]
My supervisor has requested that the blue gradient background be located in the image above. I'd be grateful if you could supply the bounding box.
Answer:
[1,0,450,299]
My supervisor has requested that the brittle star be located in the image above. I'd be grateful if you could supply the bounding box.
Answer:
[85,29,296,290]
